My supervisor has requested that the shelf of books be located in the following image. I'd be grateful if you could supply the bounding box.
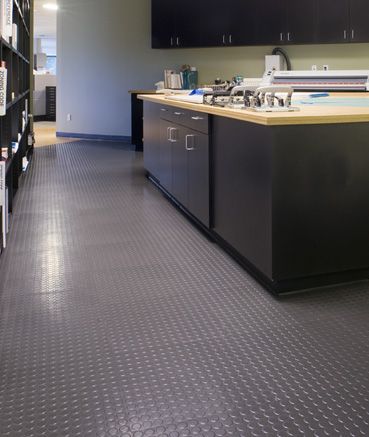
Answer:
[0,0,32,251]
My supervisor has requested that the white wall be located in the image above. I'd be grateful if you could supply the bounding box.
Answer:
[57,0,369,138]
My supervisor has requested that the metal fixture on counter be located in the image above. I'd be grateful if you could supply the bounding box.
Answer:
[244,86,299,112]
[202,83,299,112]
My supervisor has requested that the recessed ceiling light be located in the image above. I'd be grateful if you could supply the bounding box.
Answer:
[43,3,58,10]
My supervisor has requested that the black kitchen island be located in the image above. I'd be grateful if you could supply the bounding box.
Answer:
[140,94,369,294]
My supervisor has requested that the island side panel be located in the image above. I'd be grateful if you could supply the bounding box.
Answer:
[272,123,369,281]
[212,116,273,279]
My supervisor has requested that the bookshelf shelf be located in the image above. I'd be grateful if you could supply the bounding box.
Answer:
[0,0,32,251]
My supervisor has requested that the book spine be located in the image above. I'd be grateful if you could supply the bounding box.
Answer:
[4,0,12,39]
[0,62,7,116]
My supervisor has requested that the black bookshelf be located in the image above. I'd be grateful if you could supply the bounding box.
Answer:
[0,0,32,252]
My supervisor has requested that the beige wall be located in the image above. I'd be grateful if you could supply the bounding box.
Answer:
[57,0,369,138]
[175,43,369,84]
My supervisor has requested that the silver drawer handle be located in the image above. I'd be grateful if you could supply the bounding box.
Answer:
[191,116,205,121]
[174,112,183,116]
[185,134,196,151]
[169,128,178,142]
[161,108,168,112]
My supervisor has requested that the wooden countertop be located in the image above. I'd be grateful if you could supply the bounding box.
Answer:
[129,90,157,94]
[138,93,369,126]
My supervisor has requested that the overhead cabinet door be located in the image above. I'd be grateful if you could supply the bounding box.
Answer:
[286,0,318,44]
[349,0,369,42]
[317,0,350,43]
[176,0,231,47]
[253,0,287,45]
[151,0,174,48]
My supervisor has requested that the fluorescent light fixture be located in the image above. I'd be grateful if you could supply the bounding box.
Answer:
[43,3,58,10]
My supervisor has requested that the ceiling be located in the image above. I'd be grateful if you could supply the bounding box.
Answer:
[34,0,57,39]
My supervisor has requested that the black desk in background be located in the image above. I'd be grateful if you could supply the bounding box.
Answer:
[129,90,156,152]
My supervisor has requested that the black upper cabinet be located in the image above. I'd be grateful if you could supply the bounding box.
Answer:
[287,0,318,44]
[177,0,231,47]
[253,0,286,45]
[231,0,260,46]
[151,0,174,48]
[317,0,350,43]
[350,0,369,42]
[152,0,369,48]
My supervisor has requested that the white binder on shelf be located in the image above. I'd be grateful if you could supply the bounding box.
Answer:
[0,160,6,248]
[4,0,12,39]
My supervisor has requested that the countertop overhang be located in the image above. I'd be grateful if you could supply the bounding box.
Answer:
[138,93,369,126]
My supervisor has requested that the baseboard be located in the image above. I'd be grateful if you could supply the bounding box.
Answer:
[56,132,131,143]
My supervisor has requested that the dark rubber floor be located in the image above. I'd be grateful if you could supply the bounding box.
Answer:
[0,141,369,437]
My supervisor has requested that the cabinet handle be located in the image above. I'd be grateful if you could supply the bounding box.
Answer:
[169,128,178,142]
[170,37,174,46]
[161,108,168,112]
[229,34,232,44]
[185,135,196,151]
[352,29,355,40]
[280,32,283,41]
[176,37,179,46]
[222,34,226,44]
[167,127,172,141]
[191,116,205,121]
[287,32,291,41]
[174,112,183,116]
[344,30,347,40]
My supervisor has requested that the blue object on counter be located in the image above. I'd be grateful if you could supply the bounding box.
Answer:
[309,92,330,98]
[189,89,205,95]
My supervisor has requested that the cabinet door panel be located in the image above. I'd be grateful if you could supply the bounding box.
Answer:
[287,0,317,43]
[350,0,369,42]
[143,102,161,179]
[231,0,259,45]
[254,0,287,45]
[159,120,173,192]
[317,0,349,43]
[171,126,188,206]
[176,0,230,47]
[187,130,210,227]
[152,0,174,48]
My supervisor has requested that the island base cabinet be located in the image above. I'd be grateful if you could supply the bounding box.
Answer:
[212,117,273,280]
[187,130,210,228]
[171,126,188,207]
[144,108,210,228]
[212,115,369,293]
[159,119,173,193]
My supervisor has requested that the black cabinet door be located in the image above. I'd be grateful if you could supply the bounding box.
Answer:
[317,0,350,43]
[159,120,173,192]
[287,0,318,44]
[230,0,260,45]
[186,129,210,227]
[176,0,231,47]
[152,0,174,48]
[254,0,287,45]
[143,102,161,179]
[171,125,188,206]
[350,0,369,42]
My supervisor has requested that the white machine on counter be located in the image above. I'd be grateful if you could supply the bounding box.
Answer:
[263,70,369,92]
